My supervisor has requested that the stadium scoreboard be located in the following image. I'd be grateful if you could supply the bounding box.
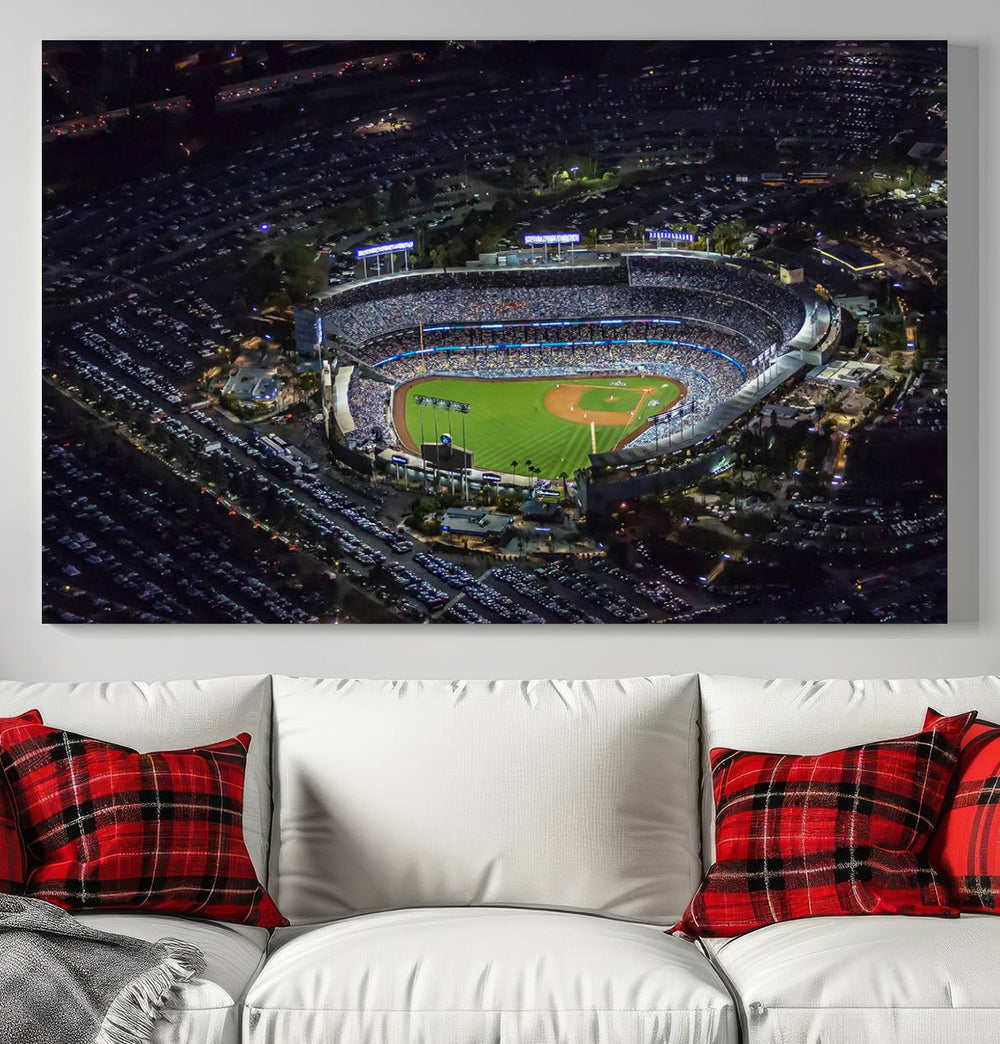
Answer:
[413,394,471,414]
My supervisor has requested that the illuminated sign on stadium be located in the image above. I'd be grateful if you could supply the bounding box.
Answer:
[523,233,581,246]
[648,230,696,242]
[354,239,415,259]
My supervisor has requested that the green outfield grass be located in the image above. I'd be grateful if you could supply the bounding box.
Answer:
[399,373,683,477]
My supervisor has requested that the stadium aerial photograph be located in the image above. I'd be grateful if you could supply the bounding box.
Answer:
[42,40,949,624]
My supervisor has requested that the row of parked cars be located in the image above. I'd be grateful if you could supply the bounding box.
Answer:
[414,554,544,624]
[42,424,316,624]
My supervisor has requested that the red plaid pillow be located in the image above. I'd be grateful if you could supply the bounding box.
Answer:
[0,712,43,893]
[0,716,286,927]
[925,708,1000,912]
[673,711,973,938]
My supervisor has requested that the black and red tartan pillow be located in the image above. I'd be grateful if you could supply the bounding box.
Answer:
[925,708,1000,913]
[0,712,42,894]
[0,714,286,927]
[672,710,974,939]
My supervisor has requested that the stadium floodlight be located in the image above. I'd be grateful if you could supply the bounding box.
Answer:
[354,239,416,259]
[524,233,581,246]
[355,239,415,279]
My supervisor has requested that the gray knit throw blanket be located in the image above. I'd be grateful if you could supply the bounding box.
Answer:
[0,894,205,1044]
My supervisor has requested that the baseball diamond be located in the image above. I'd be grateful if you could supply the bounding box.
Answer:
[394,374,685,477]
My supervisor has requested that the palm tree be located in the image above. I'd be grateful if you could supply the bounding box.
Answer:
[510,459,518,485]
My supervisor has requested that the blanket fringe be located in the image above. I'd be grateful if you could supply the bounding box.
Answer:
[94,939,206,1044]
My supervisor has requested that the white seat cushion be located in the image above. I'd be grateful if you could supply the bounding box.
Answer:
[0,676,274,885]
[702,914,1000,1044]
[244,907,737,1044]
[75,912,268,1044]
[698,675,1000,861]
[270,676,701,925]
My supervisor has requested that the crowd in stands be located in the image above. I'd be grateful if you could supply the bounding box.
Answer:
[346,375,393,443]
[325,257,806,358]
[627,255,805,340]
[368,317,747,360]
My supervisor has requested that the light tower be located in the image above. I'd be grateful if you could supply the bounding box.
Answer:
[321,359,334,441]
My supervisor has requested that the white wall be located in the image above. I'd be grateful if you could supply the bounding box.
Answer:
[4,1,995,682]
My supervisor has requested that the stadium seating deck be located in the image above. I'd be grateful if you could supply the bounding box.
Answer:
[327,257,808,465]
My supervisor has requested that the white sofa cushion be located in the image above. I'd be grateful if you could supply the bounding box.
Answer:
[75,912,268,1044]
[698,675,1000,862]
[702,914,1000,1044]
[244,907,737,1044]
[0,677,273,885]
[270,676,701,925]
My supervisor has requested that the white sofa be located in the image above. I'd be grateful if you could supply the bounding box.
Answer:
[1,673,998,1044]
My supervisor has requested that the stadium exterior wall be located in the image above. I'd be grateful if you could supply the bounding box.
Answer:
[579,446,733,513]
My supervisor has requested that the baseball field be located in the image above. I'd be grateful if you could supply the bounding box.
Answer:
[395,373,685,478]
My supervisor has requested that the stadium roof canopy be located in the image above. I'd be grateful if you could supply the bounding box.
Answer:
[808,358,882,388]
[522,499,562,520]
[223,367,280,402]
[441,508,513,538]
[814,242,884,274]
[907,141,947,163]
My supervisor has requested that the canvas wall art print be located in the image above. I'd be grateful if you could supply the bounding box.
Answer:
[42,40,948,623]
